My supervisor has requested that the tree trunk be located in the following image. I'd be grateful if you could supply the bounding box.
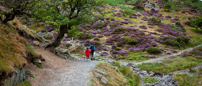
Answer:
[45,25,69,48]
[2,11,16,23]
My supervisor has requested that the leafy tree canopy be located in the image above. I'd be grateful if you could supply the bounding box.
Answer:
[32,0,105,28]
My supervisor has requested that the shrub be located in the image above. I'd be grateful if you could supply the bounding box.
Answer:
[93,37,100,41]
[133,5,145,11]
[191,16,202,30]
[76,32,94,40]
[93,22,105,29]
[148,17,161,25]
[163,4,171,11]
[122,9,136,17]
[175,21,183,28]
[146,47,162,55]
[124,37,138,45]
[114,27,125,33]
[110,22,119,28]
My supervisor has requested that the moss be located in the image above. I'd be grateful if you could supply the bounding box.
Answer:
[146,47,162,55]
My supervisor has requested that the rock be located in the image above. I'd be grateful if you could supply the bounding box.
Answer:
[55,47,69,54]
[96,69,107,75]
[95,72,102,78]
[33,41,40,46]
[115,67,118,72]
[154,6,160,10]
[149,71,155,76]
[197,82,201,84]
[101,77,109,84]
[34,59,42,64]
[145,3,154,9]
[37,31,46,37]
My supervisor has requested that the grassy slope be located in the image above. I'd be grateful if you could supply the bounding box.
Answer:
[0,22,27,76]
[91,62,128,86]
[173,69,202,86]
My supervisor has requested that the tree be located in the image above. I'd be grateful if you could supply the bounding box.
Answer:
[0,0,40,23]
[32,0,105,49]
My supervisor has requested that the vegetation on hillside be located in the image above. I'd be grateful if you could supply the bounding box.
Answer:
[0,23,27,76]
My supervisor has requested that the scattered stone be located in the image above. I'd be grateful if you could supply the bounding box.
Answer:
[95,72,102,78]
[33,41,40,46]
[34,59,42,64]
[96,69,107,75]
[101,77,109,84]
[37,31,46,37]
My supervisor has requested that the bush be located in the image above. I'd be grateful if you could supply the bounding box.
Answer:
[114,27,125,33]
[124,37,138,45]
[123,9,136,17]
[163,4,171,11]
[148,17,161,25]
[110,22,119,28]
[93,22,105,29]
[191,16,202,30]
[146,47,162,55]
[93,37,100,41]
[175,21,183,28]
[133,5,145,11]
[76,32,94,40]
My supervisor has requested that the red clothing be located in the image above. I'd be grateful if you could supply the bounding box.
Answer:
[85,49,91,59]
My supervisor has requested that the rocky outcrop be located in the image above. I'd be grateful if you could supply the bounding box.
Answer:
[2,68,26,86]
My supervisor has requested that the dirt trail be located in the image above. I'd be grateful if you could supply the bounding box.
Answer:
[26,47,100,86]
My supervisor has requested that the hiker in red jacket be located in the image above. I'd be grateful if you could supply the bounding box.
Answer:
[85,48,91,61]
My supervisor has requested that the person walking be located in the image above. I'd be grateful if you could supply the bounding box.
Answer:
[85,48,91,61]
[89,43,95,60]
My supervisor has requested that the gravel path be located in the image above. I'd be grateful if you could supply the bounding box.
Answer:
[27,47,101,86]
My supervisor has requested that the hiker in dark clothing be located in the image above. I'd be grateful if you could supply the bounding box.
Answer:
[89,43,95,60]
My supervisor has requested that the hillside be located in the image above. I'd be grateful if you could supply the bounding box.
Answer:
[0,0,202,86]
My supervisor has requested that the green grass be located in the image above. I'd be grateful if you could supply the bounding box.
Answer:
[18,80,31,86]
[144,76,158,83]
[36,64,44,69]
[124,51,149,61]
[91,62,129,86]
[189,36,202,47]
[173,72,202,86]
[113,62,141,86]
[137,56,202,74]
